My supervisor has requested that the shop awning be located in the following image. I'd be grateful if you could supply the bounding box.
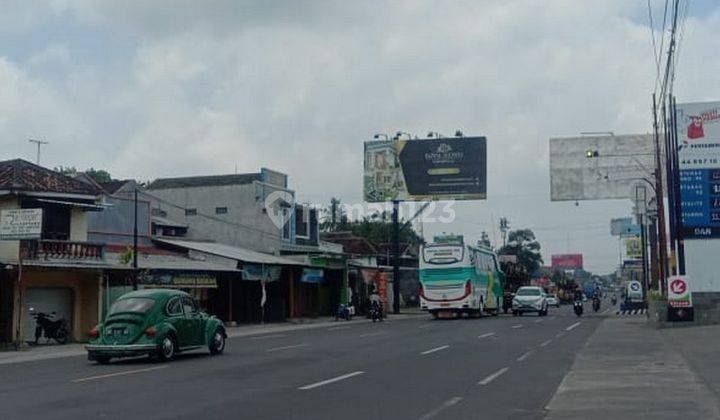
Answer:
[154,238,306,266]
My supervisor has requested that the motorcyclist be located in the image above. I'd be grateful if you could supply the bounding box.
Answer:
[573,287,583,302]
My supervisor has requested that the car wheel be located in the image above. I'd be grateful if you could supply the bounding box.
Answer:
[95,356,111,365]
[157,335,176,362]
[209,328,226,355]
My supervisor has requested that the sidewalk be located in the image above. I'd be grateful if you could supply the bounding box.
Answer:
[0,312,424,365]
[544,317,720,419]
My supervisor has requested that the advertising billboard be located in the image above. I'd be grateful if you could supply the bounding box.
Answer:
[677,101,720,238]
[610,217,641,237]
[551,254,583,270]
[363,137,486,202]
[549,134,660,201]
[0,209,43,240]
[624,237,642,259]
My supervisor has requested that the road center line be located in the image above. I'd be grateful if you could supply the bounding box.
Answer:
[556,332,565,338]
[266,343,308,352]
[540,339,552,347]
[298,371,364,390]
[418,397,463,420]
[478,332,495,338]
[566,322,581,331]
[511,324,523,329]
[327,326,351,331]
[420,345,450,355]
[516,350,534,362]
[249,334,287,340]
[72,366,168,383]
[478,367,509,385]
[358,331,386,338]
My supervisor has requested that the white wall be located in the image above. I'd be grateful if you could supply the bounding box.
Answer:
[0,196,20,262]
[685,239,720,292]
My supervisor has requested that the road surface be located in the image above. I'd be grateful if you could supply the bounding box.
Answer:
[0,306,603,420]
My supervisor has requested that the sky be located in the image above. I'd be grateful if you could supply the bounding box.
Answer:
[1,0,718,274]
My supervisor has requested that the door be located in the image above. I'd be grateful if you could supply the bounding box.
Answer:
[165,297,185,345]
[181,297,203,347]
[24,288,73,344]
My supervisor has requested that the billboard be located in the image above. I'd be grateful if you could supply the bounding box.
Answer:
[625,237,642,259]
[677,101,720,238]
[0,209,43,240]
[551,254,583,270]
[549,134,660,201]
[610,217,641,237]
[363,137,486,202]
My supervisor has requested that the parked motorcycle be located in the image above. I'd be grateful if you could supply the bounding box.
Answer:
[592,296,601,312]
[30,310,69,344]
[335,303,354,321]
[573,300,583,317]
[369,302,384,322]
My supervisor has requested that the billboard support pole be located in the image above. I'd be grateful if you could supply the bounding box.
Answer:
[392,200,400,315]
[670,96,686,275]
[132,188,139,290]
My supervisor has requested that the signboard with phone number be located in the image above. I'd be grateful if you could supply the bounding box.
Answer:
[680,168,720,238]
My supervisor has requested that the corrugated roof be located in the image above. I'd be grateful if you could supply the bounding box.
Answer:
[154,238,306,266]
[152,216,188,228]
[106,252,238,272]
[147,173,261,190]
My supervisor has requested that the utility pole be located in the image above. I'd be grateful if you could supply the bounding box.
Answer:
[652,94,668,294]
[133,188,139,290]
[391,200,400,315]
[28,139,49,165]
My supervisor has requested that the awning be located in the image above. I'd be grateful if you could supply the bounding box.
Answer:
[32,198,106,210]
[154,238,306,266]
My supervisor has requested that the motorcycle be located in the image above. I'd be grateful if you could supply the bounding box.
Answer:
[573,300,583,317]
[30,310,69,344]
[335,303,354,321]
[369,302,384,322]
[592,296,601,312]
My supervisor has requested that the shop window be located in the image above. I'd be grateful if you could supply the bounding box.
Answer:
[215,207,228,215]
[185,208,197,216]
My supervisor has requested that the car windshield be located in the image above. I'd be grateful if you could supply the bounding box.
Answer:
[517,288,541,296]
[109,298,155,315]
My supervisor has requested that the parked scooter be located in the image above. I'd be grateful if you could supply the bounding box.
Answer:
[592,296,601,312]
[573,300,583,317]
[369,302,384,322]
[335,303,354,321]
[30,309,69,344]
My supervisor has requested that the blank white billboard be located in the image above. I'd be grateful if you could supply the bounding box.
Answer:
[549,134,660,201]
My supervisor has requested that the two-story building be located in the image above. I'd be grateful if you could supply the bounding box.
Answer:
[0,159,106,345]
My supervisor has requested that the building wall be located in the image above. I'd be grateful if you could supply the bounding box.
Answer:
[70,208,88,241]
[14,269,100,343]
[148,182,286,254]
[0,195,20,262]
[87,195,152,247]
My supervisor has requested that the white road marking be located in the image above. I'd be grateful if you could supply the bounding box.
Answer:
[478,332,495,339]
[478,367,509,385]
[556,332,565,338]
[249,334,287,340]
[266,343,308,352]
[516,350,534,362]
[540,339,552,347]
[566,322,581,331]
[298,371,364,390]
[72,366,168,383]
[420,345,450,355]
[327,326,351,331]
[418,397,463,420]
[511,324,523,329]
[358,331,386,338]
[534,319,543,324]
[418,324,435,329]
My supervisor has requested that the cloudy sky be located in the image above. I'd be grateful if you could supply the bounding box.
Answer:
[1,0,718,273]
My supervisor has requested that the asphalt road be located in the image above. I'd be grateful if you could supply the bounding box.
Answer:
[0,305,605,420]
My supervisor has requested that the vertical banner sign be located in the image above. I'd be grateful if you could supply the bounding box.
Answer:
[667,276,692,308]
[677,101,720,238]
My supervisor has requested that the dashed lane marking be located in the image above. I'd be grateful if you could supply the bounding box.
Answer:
[298,371,364,390]
[566,322,581,331]
[540,339,552,347]
[418,397,463,420]
[249,334,287,340]
[266,343,308,352]
[511,324,523,329]
[420,345,450,355]
[516,350,534,362]
[73,366,168,383]
[327,326,351,331]
[478,332,495,339]
[478,367,509,386]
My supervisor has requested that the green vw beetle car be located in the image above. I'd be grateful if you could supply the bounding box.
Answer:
[86,289,226,364]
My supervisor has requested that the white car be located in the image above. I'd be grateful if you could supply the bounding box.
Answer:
[545,293,560,308]
[512,286,548,316]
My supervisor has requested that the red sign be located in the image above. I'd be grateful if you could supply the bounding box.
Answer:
[551,254,583,270]
[670,278,687,295]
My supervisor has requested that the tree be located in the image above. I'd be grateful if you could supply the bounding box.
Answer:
[497,229,543,275]
[85,168,113,183]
